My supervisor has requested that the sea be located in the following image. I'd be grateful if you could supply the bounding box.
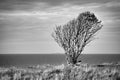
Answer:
[0,54,120,67]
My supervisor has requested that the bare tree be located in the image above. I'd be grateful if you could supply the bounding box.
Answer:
[52,11,103,65]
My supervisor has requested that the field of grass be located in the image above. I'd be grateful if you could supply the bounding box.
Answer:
[0,63,120,80]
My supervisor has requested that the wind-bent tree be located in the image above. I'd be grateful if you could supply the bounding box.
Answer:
[52,11,103,65]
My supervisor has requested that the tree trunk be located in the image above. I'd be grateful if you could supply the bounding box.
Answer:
[66,54,78,65]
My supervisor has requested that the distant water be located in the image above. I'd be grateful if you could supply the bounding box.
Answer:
[0,54,120,67]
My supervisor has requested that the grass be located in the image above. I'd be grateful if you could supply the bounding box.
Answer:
[0,63,120,80]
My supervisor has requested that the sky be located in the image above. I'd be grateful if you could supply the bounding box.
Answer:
[0,0,120,54]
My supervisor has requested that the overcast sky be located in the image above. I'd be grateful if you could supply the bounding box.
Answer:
[0,0,120,54]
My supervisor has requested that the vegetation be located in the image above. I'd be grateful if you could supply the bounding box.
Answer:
[52,11,103,65]
[0,63,120,80]
[1,12,116,80]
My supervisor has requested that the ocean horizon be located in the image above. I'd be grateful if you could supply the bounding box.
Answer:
[0,54,120,67]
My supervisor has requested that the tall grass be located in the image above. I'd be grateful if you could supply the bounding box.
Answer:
[0,63,120,80]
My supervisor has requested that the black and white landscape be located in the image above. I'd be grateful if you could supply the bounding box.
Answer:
[0,0,120,80]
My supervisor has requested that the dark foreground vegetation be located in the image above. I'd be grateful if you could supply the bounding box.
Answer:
[0,63,120,80]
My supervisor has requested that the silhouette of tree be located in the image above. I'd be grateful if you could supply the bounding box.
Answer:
[52,11,103,65]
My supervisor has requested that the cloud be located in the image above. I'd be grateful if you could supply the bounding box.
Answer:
[0,0,120,53]
[100,2,120,33]
[95,1,120,18]
[0,0,119,12]
[1,1,120,39]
